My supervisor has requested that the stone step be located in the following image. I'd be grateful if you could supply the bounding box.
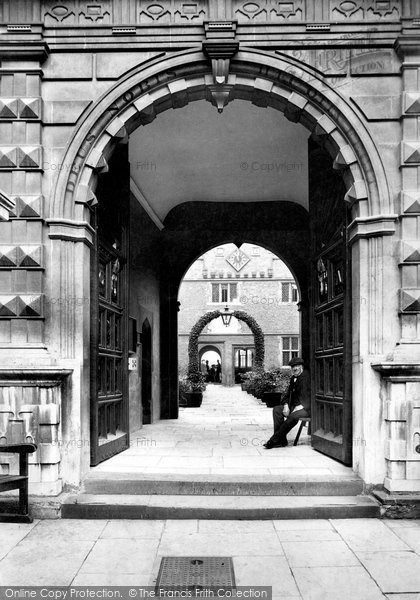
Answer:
[83,472,364,496]
[62,493,380,520]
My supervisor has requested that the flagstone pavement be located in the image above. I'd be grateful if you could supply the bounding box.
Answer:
[92,384,352,477]
[2,386,419,597]
[1,518,420,598]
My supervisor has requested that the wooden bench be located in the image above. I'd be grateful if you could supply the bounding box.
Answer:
[294,418,311,446]
[0,443,37,523]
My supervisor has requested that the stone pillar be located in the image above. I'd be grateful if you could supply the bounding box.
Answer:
[224,343,233,386]
[395,31,420,358]
[46,222,94,489]
[0,40,72,494]
[358,27,420,493]
[348,219,399,487]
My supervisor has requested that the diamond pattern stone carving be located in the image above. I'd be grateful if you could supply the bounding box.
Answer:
[404,93,420,115]
[226,248,250,272]
[0,147,17,168]
[0,295,19,317]
[0,295,42,318]
[401,243,420,264]
[16,246,42,268]
[0,98,40,119]
[18,146,41,168]
[401,192,420,214]
[17,295,42,317]
[15,195,43,218]
[402,142,420,164]
[0,245,42,268]
[18,98,41,119]
[0,99,18,119]
[0,147,42,169]
[0,247,17,268]
[400,290,420,313]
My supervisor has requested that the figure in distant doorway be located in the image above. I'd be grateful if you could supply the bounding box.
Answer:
[200,360,207,375]
[205,360,210,382]
[264,357,310,449]
[209,364,216,382]
[216,360,222,383]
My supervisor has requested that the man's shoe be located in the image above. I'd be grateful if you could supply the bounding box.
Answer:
[264,441,285,449]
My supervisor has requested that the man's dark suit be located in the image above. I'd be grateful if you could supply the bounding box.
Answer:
[267,371,311,446]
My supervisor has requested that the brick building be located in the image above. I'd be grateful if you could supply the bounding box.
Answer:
[178,243,300,384]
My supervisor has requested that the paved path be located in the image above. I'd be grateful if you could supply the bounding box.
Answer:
[92,384,352,477]
[1,517,420,597]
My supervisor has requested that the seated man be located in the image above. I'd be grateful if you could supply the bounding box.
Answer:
[264,356,310,449]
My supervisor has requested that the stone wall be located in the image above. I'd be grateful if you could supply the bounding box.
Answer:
[128,194,161,429]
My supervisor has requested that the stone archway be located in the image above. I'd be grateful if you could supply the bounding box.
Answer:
[188,309,265,374]
[52,49,391,219]
[46,47,397,485]
[49,50,393,409]
[199,344,222,363]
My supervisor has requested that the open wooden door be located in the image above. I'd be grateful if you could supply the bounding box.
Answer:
[90,144,130,466]
[309,139,352,465]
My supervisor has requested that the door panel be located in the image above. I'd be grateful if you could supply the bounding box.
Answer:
[90,144,130,466]
[234,346,254,383]
[309,140,352,465]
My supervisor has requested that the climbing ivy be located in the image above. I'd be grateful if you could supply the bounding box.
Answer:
[187,309,265,374]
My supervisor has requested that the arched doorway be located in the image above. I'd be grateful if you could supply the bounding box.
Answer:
[50,49,391,481]
[199,345,222,384]
[141,319,152,425]
[188,310,265,373]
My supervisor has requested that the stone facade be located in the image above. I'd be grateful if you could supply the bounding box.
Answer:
[178,243,300,384]
[0,0,419,495]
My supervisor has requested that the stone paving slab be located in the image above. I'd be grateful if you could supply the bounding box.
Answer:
[356,550,420,593]
[292,566,385,600]
[90,385,351,477]
[0,518,419,594]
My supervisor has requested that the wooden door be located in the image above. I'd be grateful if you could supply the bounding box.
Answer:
[90,145,130,466]
[234,346,254,383]
[141,319,152,424]
[309,140,352,465]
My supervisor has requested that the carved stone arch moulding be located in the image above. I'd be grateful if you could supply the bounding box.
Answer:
[188,309,265,374]
[53,49,391,220]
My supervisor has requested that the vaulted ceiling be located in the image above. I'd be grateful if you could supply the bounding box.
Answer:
[129,99,309,223]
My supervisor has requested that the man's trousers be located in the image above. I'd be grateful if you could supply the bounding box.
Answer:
[268,405,310,445]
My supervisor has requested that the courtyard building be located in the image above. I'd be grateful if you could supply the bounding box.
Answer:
[178,243,300,385]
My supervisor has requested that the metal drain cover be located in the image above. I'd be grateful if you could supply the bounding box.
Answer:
[156,557,235,590]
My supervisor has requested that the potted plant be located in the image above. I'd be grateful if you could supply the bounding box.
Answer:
[262,368,291,407]
[238,371,251,391]
[179,369,206,407]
